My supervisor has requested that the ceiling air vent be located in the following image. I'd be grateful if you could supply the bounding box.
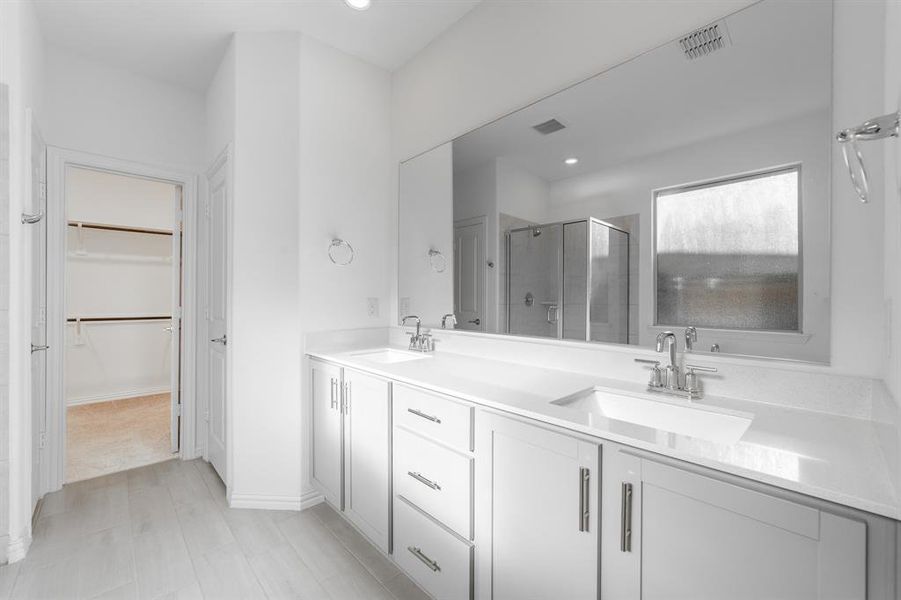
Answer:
[679,21,731,60]
[532,119,566,135]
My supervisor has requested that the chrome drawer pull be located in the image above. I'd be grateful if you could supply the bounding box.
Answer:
[621,482,633,552]
[407,546,441,572]
[407,471,441,490]
[578,467,590,532]
[407,408,441,424]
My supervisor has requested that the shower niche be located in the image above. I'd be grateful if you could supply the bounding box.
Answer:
[505,219,629,343]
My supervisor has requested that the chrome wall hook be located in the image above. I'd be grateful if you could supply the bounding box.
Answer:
[836,111,900,203]
[21,212,44,224]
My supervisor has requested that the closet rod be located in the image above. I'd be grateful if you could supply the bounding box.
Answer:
[67,221,173,236]
[66,316,171,323]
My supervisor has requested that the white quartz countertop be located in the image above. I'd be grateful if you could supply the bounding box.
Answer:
[308,346,900,520]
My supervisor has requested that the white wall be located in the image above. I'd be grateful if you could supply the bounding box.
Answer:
[392,0,889,379]
[228,32,302,506]
[297,35,393,500]
[0,0,45,562]
[398,144,454,327]
[884,0,901,401]
[44,47,205,171]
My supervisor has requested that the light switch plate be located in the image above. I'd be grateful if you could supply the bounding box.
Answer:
[367,297,379,318]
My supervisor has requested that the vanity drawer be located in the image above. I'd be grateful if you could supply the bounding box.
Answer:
[395,427,472,538]
[394,497,472,600]
[394,384,472,451]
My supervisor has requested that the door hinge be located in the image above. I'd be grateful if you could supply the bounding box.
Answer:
[175,404,182,417]
[203,410,210,423]
[39,182,46,200]
[38,431,47,449]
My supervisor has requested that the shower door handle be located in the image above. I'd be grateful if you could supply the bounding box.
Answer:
[31,344,49,353]
[468,318,480,326]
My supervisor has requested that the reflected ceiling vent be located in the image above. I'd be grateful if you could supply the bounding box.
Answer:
[532,119,566,135]
[679,21,731,60]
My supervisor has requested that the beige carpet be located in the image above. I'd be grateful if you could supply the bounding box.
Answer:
[66,393,174,483]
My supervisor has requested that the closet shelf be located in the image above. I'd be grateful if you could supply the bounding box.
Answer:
[67,221,173,236]
[67,250,172,264]
[67,316,171,323]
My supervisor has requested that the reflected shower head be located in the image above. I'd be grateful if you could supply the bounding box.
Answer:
[532,227,542,237]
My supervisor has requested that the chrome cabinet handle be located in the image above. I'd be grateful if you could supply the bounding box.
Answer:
[343,381,351,415]
[578,467,590,532]
[407,408,441,424]
[211,335,227,345]
[621,482,633,552]
[31,344,49,353]
[407,471,441,490]
[468,318,480,326]
[329,378,338,410]
[407,546,440,572]
[21,212,44,224]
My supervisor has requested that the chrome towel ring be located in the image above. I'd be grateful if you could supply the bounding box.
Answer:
[836,111,900,203]
[328,238,354,266]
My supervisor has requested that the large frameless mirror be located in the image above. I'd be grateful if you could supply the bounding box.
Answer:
[398,0,832,362]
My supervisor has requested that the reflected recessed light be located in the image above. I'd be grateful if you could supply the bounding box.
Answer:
[564,157,579,165]
[344,0,371,9]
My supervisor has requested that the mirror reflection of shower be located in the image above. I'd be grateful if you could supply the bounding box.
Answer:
[505,218,630,343]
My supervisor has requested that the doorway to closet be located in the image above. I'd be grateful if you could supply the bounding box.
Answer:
[62,166,182,483]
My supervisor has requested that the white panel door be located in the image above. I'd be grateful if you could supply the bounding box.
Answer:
[342,369,390,552]
[453,218,485,331]
[27,112,47,509]
[169,185,183,454]
[311,359,342,508]
[476,411,599,600]
[206,155,229,482]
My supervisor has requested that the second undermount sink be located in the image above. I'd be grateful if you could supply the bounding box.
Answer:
[552,387,753,444]
[350,348,432,364]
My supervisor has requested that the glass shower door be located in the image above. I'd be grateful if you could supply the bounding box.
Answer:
[506,224,561,338]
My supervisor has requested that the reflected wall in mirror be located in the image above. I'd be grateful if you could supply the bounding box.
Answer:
[398,0,832,363]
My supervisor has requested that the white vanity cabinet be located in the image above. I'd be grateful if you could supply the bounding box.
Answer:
[311,359,343,507]
[392,383,475,600]
[475,410,600,600]
[310,359,391,552]
[602,445,868,600]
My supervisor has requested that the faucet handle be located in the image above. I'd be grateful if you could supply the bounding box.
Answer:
[685,364,717,373]
[635,358,663,388]
[634,358,660,366]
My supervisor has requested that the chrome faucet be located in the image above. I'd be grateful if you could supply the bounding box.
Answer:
[634,330,718,400]
[401,315,433,352]
[441,313,457,329]
[656,331,679,390]
[684,326,698,351]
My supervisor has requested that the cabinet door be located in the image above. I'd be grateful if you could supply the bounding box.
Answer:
[343,369,391,552]
[476,411,599,600]
[311,360,342,508]
[602,448,867,600]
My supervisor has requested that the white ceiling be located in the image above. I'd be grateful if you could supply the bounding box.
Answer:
[33,0,482,92]
[452,0,832,181]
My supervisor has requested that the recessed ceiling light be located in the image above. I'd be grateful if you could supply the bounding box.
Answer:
[564,157,579,165]
[344,0,371,10]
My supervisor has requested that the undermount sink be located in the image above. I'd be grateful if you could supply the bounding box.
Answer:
[552,387,753,444]
[350,348,432,364]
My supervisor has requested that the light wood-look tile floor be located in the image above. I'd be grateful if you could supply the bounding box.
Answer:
[0,459,429,600]
[67,394,174,483]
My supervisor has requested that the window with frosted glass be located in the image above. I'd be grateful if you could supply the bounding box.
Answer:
[654,167,800,331]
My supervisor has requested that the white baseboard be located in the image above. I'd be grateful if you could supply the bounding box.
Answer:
[67,386,171,406]
[7,534,30,564]
[300,489,324,510]
[228,493,303,511]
